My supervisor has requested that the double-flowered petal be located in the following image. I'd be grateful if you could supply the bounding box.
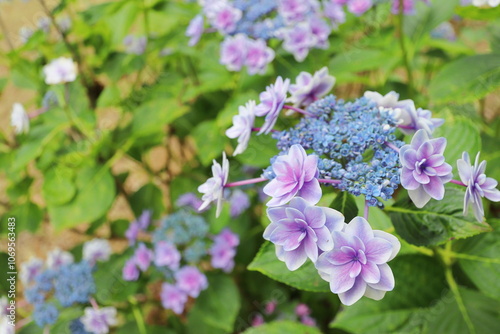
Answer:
[400,129,452,208]
[264,144,322,207]
[264,197,344,271]
[198,152,229,217]
[315,217,400,305]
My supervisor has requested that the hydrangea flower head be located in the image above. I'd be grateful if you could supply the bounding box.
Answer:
[175,266,208,298]
[288,67,335,107]
[154,241,181,269]
[10,103,30,135]
[160,283,188,314]
[315,217,401,305]
[209,242,236,272]
[348,0,373,16]
[80,307,118,334]
[55,262,95,307]
[226,100,256,156]
[208,2,242,34]
[134,243,154,272]
[457,152,500,222]
[198,152,229,217]
[186,14,204,46]
[33,303,59,327]
[83,239,112,265]
[400,129,452,208]
[255,76,290,134]
[264,197,345,270]
[263,144,322,207]
[46,248,74,270]
[214,228,240,248]
[43,57,77,85]
[229,189,251,217]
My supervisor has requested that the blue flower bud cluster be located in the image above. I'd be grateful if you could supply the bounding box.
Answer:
[153,210,209,246]
[272,95,404,207]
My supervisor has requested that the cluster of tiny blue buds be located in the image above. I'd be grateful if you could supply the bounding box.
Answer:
[33,303,59,327]
[272,95,404,207]
[232,0,282,39]
[153,210,209,245]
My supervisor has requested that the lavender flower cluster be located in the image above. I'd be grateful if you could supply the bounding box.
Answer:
[251,300,318,328]
[198,67,500,305]
[21,241,117,333]
[187,0,431,74]
[122,209,239,314]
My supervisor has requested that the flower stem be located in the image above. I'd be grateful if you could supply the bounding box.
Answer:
[384,141,400,153]
[364,199,369,220]
[283,105,314,117]
[318,178,341,185]
[90,297,99,310]
[129,296,147,334]
[450,179,466,187]
[397,1,414,97]
[226,177,268,188]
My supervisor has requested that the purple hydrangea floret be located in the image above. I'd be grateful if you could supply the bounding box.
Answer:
[264,197,345,270]
[160,283,188,314]
[81,307,117,334]
[263,144,322,207]
[226,100,256,156]
[198,152,229,217]
[315,217,401,305]
[229,189,251,217]
[186,14,204,46]
[457,152,500,222]
[122,258,140,281]
[400,129,452,208]
[174,266,208,298]
[245,39,275,75]
[288,67,335,107]
[255,76,290,134]
[220,34,248,71]
[154,241,181,270]
[134,243,154,272]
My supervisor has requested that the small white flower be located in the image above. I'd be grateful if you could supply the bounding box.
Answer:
[20,257,44,285]
[198,152,229,217]
[81,307,118,334]
[83,239,112,265]
[10,103,30,134]
[46,248,74,269]
[43,57,77,85]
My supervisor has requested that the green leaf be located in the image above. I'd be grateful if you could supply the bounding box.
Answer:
[131,98,189,137]
[330,192,359,223]
[93,251,140,304]
[387,187,491,246]
[403,0,459,43]
[7,202,43,233]
[129,183,165,219]
[191,120,226,166]
[42,168,76,205]
[242,321,323,334]
[433,117,481,176]
[97,84,121,107]
[235,133,277,168]
[455,6,500,20]
[248,242,330,292]
[48,165,115,230]
[456,221,500,301]
[426,288,500,334]
[331,255,447,334]
[429,54,500,103]
[187,274,241,333]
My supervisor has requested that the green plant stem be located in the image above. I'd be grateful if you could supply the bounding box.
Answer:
[129,296,147,334]
[0,11,14,51]
[397,1,414,97]
[449,252,500,264]
[441,242,476,334]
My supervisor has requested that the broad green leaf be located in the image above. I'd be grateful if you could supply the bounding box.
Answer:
[456,221,500,301]
[387,187,491,246]
[433,117,481,176]
[248,242,330,292]
[331,255,447,334]
[97,84,121,107]
[354,196,393,230]
[93,251,140,304]
[455,6,500,20]
[331,192,359,223]
[426,288,500,334]
[42,168,76,205]
[235,133,277,168]
[10,59,40,90]
[242,321,322,334]
[191,120,226,166]
[48,165,115,230]
[131,98,189,137]
[403,0,459,43]
[104,1,140,46]
[187,274,241,333]
[130,183,165,219]
[7,201,43,233]
[51,306,84,334]
[429,54,500,104]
